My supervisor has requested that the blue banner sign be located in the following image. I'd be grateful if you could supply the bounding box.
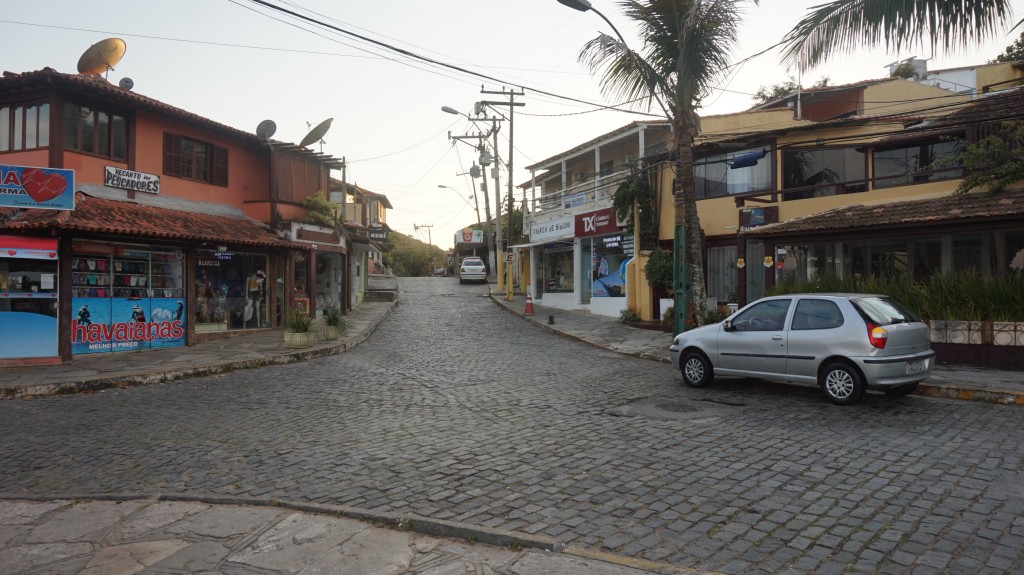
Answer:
[0,164,75,210]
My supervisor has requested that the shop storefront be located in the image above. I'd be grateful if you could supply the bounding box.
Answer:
[529,214,575,307]
[195,249,268,333]
[526,208,631,317]
[70,240,186,355]
[0,235,59,361]
[576,208,629,317]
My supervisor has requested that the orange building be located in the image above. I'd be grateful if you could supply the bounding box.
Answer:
[0,68,349,365]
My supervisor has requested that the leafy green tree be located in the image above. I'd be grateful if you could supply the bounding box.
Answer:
[752,76,829,106]
[577,0,753,330]
[991,29,1024,62]
[948,120,1024,195]
[302,191,339,230]
[384,233,446,277]
[781,0,1015,72]
[611,164,658,249]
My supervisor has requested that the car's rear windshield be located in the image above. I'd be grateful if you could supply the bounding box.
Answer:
[463,259,483,265]
[853,296,919,325]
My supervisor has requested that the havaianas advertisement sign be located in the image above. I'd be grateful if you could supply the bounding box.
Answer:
[0,164,75,210]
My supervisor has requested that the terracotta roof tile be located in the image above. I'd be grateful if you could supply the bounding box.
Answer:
[741,188,1024,237]
[1,193,297,248]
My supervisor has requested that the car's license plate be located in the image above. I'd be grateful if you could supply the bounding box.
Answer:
[906,359,927,374]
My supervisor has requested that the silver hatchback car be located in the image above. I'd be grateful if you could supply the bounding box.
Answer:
[669,294,935,405]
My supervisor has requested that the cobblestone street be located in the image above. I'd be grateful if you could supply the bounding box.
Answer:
[2,277,1022,574]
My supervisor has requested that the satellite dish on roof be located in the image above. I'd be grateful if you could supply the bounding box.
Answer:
[299,118,333,148]
[118,77,134,91]
[256,119,277,141]
[77,38,127,75]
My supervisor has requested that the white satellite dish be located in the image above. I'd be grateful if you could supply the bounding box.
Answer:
[299,118,333,148]
[118,77,134,91]
[256,119,277,142]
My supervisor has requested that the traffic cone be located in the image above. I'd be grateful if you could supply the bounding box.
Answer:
[524,292,535,316]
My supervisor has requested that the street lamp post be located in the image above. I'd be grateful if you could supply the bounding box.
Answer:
[437,184,481,227]
[443,105,505,285]
[556,0,686,334]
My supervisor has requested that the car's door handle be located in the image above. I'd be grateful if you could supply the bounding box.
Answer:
[772,335,783,341]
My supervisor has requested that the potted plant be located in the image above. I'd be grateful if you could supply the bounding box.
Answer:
[322,305,348,340]
[283,311,315,348]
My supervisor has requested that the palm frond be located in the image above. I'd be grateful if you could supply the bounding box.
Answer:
[781,0,1015,72]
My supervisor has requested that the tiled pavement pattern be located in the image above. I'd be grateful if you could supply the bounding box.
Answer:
[1,277,1022,574]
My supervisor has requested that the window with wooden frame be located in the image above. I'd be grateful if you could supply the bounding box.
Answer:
[163,133,228,186]
[0,100,50,153]
[63,102,126,160]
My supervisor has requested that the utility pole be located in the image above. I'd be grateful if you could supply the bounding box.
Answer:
[478,88,525,300]
[414,223,434,274]
[449,131,497,279]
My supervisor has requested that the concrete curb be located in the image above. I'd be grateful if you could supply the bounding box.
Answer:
[490,294,661,361]
[5,299,399,400]
[0,492,560,553]
[490,295,1024,407]
[915,381,1024,405]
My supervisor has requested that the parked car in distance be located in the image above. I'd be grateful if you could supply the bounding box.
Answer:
[458,257,487,284]
[669,294,935,405]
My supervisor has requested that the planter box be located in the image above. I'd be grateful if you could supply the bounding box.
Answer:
[283,331,315,349]
[324,325,341,340]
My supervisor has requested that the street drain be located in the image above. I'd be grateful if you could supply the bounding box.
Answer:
[696,398,747,407]
[656,402,699,413]
[605,396,737,422]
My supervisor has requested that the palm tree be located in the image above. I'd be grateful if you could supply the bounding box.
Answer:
[781,0,1016,71]
[574,0,754,332]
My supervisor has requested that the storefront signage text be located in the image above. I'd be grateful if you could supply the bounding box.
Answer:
[575,208,618,238]
[0,164,75,210]
[104,166,160,194]
[369,225,388,241]
[72,319,185,349]
[530,217,574,242]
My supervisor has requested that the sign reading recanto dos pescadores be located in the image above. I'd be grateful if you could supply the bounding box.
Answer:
[0,164,75,210]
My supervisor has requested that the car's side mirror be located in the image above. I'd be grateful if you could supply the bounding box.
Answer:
[723,320,734,331]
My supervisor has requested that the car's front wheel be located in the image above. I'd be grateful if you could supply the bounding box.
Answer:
[882,382,919,397]
[681,351,714,388]
[820,361,865,405]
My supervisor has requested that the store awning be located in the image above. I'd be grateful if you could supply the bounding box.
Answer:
[509,240,549,249]
[1,193,298,249]
[0,234,58,259]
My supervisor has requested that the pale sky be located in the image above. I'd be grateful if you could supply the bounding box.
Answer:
[3,0,1023,249]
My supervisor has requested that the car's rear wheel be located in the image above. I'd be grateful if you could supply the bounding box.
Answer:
[882,382,919,397]
[820,361,865,405]
[681,351,714,388]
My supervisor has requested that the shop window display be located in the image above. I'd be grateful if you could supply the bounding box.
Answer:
[591,235,627,298]
[195,250,267,332]
[70,242,186,355]
[543,248,574,293]
[0,248,59,359]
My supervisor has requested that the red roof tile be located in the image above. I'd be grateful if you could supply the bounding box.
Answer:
[741,188,1024,237]
[0,193,297,249]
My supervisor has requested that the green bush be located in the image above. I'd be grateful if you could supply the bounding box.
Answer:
[619,308,641,323]
[322,305,349,332]
[661,305,674,325]
[766,272,1024,321]
[286,312,313,333]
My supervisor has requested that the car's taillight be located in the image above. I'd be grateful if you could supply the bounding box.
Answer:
[867,323,888,349]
